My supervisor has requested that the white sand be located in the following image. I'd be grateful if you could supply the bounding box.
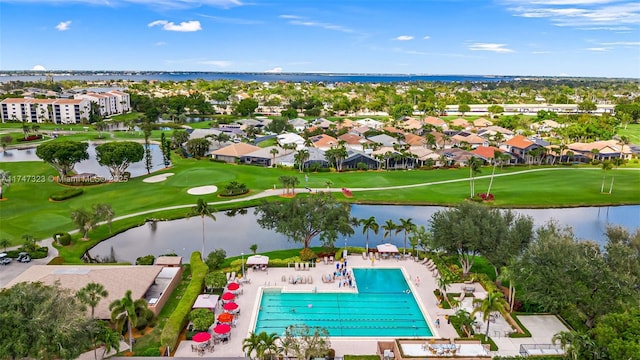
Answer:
[143,173,174,183]
[187,185,218,195]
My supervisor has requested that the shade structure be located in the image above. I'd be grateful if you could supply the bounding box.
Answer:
[217,312,233,323]
[223,301,239,311]
[377,243,399,253]
[221,292,235,301]
[213,323,231,335]
[192,332,211,343]
[227,282,240,291]
[246,254,269,265]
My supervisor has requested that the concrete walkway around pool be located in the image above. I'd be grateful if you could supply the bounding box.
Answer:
[171,254,568,358]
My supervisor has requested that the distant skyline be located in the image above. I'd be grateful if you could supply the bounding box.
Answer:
[0,0,639,78]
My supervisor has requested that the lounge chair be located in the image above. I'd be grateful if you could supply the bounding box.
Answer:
[420,258,429,264]
[294,263,300,271]
[302,262,308,271]
[329,256,334,264]
[323,256,328,265]
[300,276,306,284]
[288,275,294,284]
[226,272,231,281]
[230,272,236,281]
[308,275,313,284]
[362,252,367,260]
[374,252,380,260]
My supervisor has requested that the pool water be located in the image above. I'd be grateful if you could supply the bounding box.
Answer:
[254,268,432,337]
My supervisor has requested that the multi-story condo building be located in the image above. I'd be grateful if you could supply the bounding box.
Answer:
[1,90,131,124]
[74,90,130,116]
[0,98,90,124]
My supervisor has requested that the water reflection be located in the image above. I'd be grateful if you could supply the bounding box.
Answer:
[0,144,166,178]
[88,204,640,264]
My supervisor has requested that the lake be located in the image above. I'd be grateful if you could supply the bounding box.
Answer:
[87,204,640,263]
[0,143,166,178]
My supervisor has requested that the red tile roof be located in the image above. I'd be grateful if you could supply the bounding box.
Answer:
[503,135,534,149]
[471,146,503,159]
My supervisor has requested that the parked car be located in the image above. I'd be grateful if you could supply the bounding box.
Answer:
[17,252,31,263]
[0,253,11,265]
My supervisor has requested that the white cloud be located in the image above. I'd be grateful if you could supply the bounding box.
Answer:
[265,67,283,73]
[279,14,302,19]
[423,35,431,40]
[281,15,354,33]
[586,47,610,51]
[505,1,640,28]
[198,60,231,67]
[148,20,202,32]
[601,41,640,45]
[155,41,167,46]
[395,35,414,41]
[532,50,553,53]
[468,43,515,53]
[31,65,47,71]
[56,20,71,31]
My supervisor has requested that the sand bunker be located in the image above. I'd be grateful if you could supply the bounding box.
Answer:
[143,173,175,183]
[187,185,218,195]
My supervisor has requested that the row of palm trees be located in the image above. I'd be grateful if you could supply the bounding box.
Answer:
[358,216,416,256]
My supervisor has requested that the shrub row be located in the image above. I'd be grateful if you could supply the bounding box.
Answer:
[50,188,84,201]
[3,247,48,259]
[17,135,42,142]
[160,252,208,350]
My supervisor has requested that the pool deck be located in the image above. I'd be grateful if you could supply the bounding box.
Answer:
[172,254,567,358]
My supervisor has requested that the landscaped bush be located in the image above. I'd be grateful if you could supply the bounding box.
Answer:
[267,256,300,267]
[53,232,72,246]
[30,246,48,259]
[189,308,215,331]
[299,248,317,262]
[136,254,155,265]
[141,348,162,356]
[50,188,84,201]
[220,181,249,197]
[160,251,208,350]
[17,135,42,142]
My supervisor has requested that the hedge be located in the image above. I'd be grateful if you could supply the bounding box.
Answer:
[160,252,208,350]
[50,188,83,201]
[53,232,72,246]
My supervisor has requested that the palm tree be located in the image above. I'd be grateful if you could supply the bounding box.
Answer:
[395,217,415,256]
[259,332,280,360]
[243,332,262,359]
[109,290,147,351]
[454,309,475,337]
[486,150,502,196]
[0,170,10,199]
[472,291,509,338]
[295,148,310,172]
[269,148,279,168]
[608,157,624,194]
[77,282,109,319]
[96,325,121,359]
[552,331,598,360]
[437,275,452,298]
[600,160,612,193]
[467,157,482,198]
[71,208,96,239]
[0,238,9,252]
[359,216,379,253]
[78,282,109,360]
[382,219,397,244]
[188,199,216,259]
[250,244,258,255]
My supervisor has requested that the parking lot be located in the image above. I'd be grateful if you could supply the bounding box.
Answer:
[0,239,57,288]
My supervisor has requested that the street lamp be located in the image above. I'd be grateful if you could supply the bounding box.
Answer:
[241,252,245,280]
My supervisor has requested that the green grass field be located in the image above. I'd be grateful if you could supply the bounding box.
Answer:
[1,155,639,248]
[618,123,640,145]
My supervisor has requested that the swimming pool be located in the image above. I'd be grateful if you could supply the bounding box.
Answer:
[254,268,432,337]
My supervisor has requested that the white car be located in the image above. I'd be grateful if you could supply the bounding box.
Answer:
[0,253,11,265]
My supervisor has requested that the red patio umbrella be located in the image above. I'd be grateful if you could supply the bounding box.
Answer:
[192,332,211,343]
[213,323,231,335]
[227,282,240,291]
[217,312,233,323]
[223,301,239,311]
[221,292,235,301]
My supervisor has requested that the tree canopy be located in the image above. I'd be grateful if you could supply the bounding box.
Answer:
[95,141,144,181]
[185,138,211,158]
[429,202,534,276]
[255,193,353,249]
[0,282,95,359]
[35,140,89,176]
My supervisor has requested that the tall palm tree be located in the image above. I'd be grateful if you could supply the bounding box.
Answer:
[359,216,379,253]
[188,199,216,259]
[295,148,310,173]
[608,158,624,194]
[259,331,280,360]
[269,148,279,168]
[78,282,109,360]
[382,219,397,244]
[242,332,262,359]
[486,150,502,195]
[454,309,475,337]
[77,282,109,319]
[109,290,147,351]
[472,291,509,338]
[395,217,415,256]
[600,160,612,193]
[468,157,482,198]
[552,331,598,360]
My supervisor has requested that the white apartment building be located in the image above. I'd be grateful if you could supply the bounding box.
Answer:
[1,90,131,124]
[0,98,90,124]
[74,90,130,116]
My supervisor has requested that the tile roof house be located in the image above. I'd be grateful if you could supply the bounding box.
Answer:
[423,116,447,129]
[311,134,339,150]
[451,131,488,149]
[288,118,308,132]
[240,146,287,167]
[473,117,493,128]
[211,143,262,163]
[404,133,427,147]
[277,147,328,168]
[450,117,472,129]
[354,118,384,129]
[368,134,403,147]
[471,146,507,162]
[350,125,372,137]
[501,135,539,162]
[568,140,632,160]
[338,133,367,151]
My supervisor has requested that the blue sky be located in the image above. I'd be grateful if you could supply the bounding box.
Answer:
[0,0,638,77]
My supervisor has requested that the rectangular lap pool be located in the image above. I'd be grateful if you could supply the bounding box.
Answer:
[254,268,432,337]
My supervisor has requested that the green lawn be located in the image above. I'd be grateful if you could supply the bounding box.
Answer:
[618,123,640,145]
[0,158,639,249]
